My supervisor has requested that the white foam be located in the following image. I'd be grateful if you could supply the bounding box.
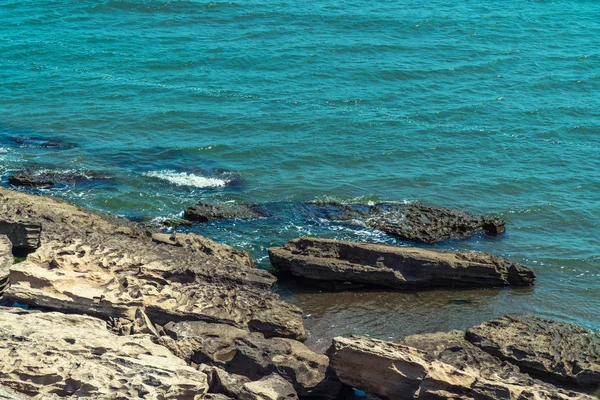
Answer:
[144,170,228,188]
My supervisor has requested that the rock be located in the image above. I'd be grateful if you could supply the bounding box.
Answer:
[8,174,54,188]
[184,202,265,222]
[200,365,251,398]
[326,335,595,400]
[0,221,41,256]
[305,202,506,244]
[8,170,107,189]
[0,385,33,400]
[137,217,193,231]
[269,237,535,290]
[0,188,306,341]
[0,307,208,399]
[466,315,600,389]
[8,135,75,149]
[239,374,298,400]
[162,320,341,398]
[0,236,12,297]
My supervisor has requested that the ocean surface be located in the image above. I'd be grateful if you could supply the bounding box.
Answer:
[0,0,598,351]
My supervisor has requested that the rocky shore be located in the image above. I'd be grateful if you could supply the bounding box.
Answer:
[0,188,598,399]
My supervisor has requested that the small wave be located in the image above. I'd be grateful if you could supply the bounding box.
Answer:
[144,170,229,188]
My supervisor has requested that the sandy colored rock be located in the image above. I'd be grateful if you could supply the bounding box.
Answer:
[269,237,534,290]
[0,188,305,341]
[162,320,340,398]
[466,315,600,389]
[0,236,12,296]
[327,335,595,400]
[238,374,298,400]
[200,365,251,398]
[0,307,208,399]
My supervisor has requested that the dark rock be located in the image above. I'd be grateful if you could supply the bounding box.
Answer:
[269,237,535,290]
[0,221,41,256]
[466,315,600,390]
[184,202,265,222]
[8,135,75,149]
[8,174,54,188]
[306,202,506,244]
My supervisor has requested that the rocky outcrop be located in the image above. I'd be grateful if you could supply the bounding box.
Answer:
[0,307,208,399]
[466,315,600,389]
[184,202,265,222]
[7,170,106,189]
[327,334,596,400]
[0,188,306,341]
[269,237,534,290]
[239,374,298,400]
[305,202,506,244]
[161,320,341,399]
[8,174,54,188]
[0,236,12,297]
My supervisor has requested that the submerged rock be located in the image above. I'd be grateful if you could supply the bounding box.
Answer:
[466,315,600,389]
[327,332,596,400]
[0,307,208,398]
[269,237,534,290]
[8,170,107,189]
[306,202,506,244]
[0,188,306,341]
[184,202,265,222]
[8,135,75,149]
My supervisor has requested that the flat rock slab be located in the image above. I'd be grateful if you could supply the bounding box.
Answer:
[327,334,595,400]
[269,237,534,290]
[466,315,600,389]
[0,307,208,399]
[0,188,306,341]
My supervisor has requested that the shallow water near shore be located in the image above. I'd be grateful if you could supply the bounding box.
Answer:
[1,0,599,349]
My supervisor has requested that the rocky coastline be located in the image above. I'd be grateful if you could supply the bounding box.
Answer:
[0,188,598,399]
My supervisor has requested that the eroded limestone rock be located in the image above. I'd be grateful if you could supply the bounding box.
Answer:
[269,237,534,290]
[327,335,595,400]
[466,315,600,389]
[0,307,208,399]
[238,374,298,400]
[0,188,306,341]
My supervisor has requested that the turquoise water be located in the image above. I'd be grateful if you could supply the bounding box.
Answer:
[0,0,599,344]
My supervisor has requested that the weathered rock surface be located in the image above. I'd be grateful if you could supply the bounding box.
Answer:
[200,365,251,398]
[0,307,208,399]
[0,235,12,287]
[238,374,298,400]
[269,237,534,290]
[466,315,600,390]
[304,202,506,244]
[0,221,41,255]
[161,320,341,398]
[8,174,54,188]
[184,202,265,222]
[0,188,306,341]
[327,335,596,400]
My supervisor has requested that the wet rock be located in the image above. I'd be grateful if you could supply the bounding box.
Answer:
[306,202,506,244]
[269,237,534,290]
[8,174,54,188]
[466,315,600,389]
[239,374,298,400]
[184,202,265,222]
[0,307,208,399]
[0,188,306,341]
[138,217,193,230]
[327,335,595,400]
[8,135,75,149]
[8,170,107,189]
[162,320,341,398]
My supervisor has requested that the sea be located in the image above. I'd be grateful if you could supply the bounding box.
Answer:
[0,0,598,351]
